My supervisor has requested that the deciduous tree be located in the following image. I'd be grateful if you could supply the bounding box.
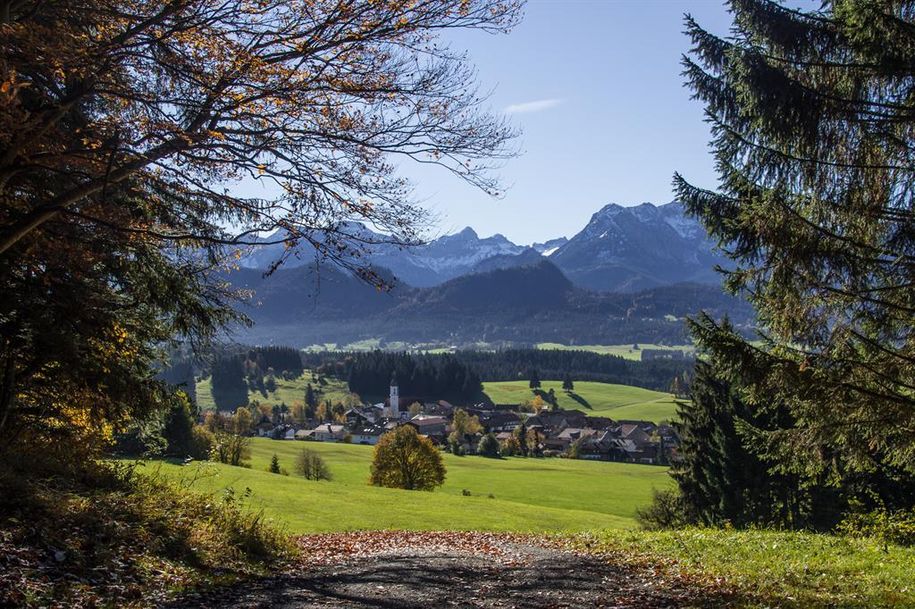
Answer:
[0,0,520,454]
[370,425,445,491]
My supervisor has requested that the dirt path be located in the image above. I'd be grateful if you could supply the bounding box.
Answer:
[167,532,733,608]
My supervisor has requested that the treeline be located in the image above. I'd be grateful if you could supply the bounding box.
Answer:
[208,346,304,411]
[300,348,689,396]
[304,351,484,403]
[447,349,692,392]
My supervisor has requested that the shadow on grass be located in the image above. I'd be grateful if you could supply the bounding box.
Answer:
[567,391,592,410]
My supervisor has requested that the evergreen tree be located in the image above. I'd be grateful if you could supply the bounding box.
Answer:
[678,1,915,475]
[528,368,541,389]
[210,355,249,412]
[562,374,574,391]
[161,393,197,457]
[672,357,814,528]
[268,453,281,474]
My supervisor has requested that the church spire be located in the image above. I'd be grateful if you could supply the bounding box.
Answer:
[389,371,400,418]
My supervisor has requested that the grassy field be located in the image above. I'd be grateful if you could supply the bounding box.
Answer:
[195,372,355,411]
[566,528,915,608]
[151,438,671,533]
[483,379,679,422]
[536,342,695,361]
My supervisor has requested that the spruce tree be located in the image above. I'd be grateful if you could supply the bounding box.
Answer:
[679,1,915,475]
[528,369,541,389]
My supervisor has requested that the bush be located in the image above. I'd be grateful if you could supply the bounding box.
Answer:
[0,452,293,608]
[499,436,521,457]
[636,489,695,530]
[371,426,445,491]
[839,508,915,548]
[210,431,251,467]
[190,425,215,460]
[295,448,332,481]
[477,433,500,458]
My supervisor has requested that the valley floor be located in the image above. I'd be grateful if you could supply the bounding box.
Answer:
[153,439,670,532]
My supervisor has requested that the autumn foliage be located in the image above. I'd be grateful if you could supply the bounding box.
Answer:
[0,0,520,452]
[370,425,445,491]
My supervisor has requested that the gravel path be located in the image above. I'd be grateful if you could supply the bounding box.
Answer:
[167,532,730,608]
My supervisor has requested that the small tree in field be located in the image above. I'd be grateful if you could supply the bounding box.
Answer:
[562,374,574,392]
[370,426,445,491]
[295,448,332,481]
[477,433,500,458]
[268,453,281,474]
[528,369,541,389]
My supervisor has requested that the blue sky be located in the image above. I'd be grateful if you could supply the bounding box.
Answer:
[402,0,735,244]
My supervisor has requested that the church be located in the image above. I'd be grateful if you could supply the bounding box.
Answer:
[383,372,404,420]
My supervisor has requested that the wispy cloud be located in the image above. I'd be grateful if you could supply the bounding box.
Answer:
[504,98,564,115]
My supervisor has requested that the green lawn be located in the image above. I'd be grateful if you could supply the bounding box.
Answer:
[151,438,671,534]
[536,342,694,361]
[566,528,915,608]
[195,371,356,411]
[483,379,679,422]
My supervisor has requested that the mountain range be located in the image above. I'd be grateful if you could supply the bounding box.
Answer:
[225,202,751,348]
[239,201,728,293]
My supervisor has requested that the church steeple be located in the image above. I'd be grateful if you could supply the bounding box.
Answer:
[389,372,399,418]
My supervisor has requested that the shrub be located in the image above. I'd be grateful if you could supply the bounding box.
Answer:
[477,433,500,458]
[190,425,215,460]
[839,508,915,548]
[499,436,521,457]
[566,438,583,460]
[295,448,332,481]
[210,431,251,467]
[636,489,695,530]
[371,426,445,491]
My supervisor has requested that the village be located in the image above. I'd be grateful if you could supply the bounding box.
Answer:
[235,375,679,465]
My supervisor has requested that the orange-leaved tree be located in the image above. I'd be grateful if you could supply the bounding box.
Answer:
[0,0,521,453]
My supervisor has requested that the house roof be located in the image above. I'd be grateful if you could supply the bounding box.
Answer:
[312,424,345,434]
[409,415,447,427]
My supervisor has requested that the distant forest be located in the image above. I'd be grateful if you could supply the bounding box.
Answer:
[301,348,690,398]
[194,346,690,411]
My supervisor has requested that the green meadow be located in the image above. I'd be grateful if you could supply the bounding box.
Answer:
[195,372,355,411]
[536,342,695,361]
[151,438,671,533]
[483,379,679,422]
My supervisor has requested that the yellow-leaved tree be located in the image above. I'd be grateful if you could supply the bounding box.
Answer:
[0,0,521,459]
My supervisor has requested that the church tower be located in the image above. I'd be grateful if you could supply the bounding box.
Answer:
[389,372,399,419]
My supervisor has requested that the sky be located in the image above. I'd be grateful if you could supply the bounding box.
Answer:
[400,0,736,244]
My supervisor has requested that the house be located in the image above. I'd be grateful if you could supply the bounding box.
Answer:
[255,419,275,437]
[297,423,347,442]
[350,424,386,445]
[495,431,515,443]
[407,415,449,441]
[543,427,597,452]
[584,416,615,430]
[481,411,521,433]
[344,408,373,427]
[424,400,456,417]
